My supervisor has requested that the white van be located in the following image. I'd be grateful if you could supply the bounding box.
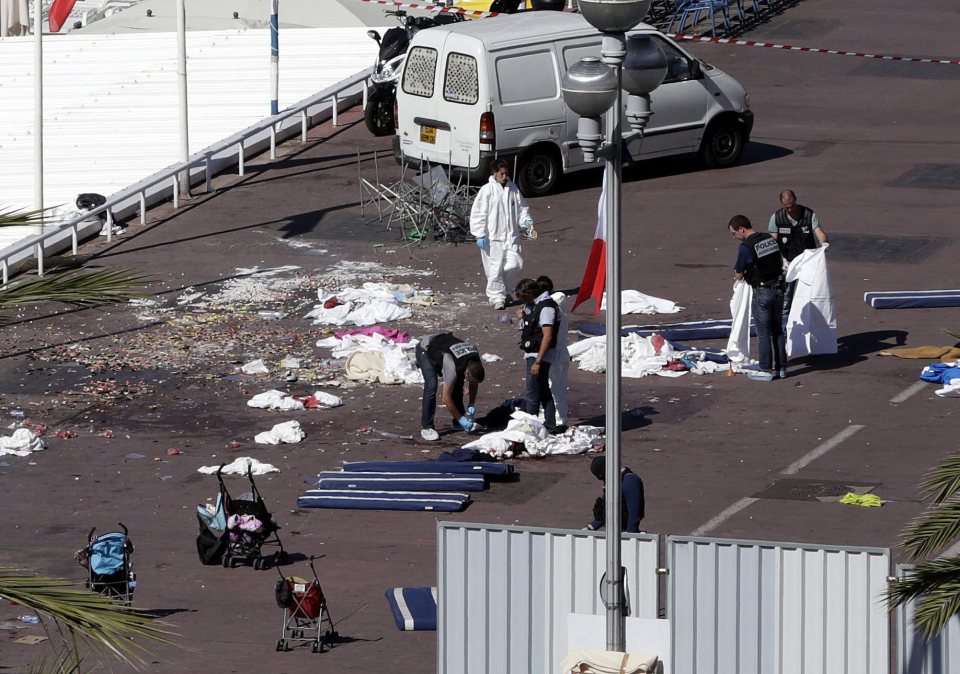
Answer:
[393,11,753,195]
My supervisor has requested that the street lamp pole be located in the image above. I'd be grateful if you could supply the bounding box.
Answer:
[561,0,666,653]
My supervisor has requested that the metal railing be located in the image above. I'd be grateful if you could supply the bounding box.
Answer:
[0,67,373,284]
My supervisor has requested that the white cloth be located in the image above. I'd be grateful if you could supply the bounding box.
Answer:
[725,280,753,364]
[247,390,305,410]
[198,457,279,475]
[470,177,529,305]
[569,333,676,378]
[560,650,659,674]
[306,283,415,327]
[785,244,838,356]
[313,391,343,407]
[240,359,269,374]
[461,411,603,459]
[600,290,682,315]
[1,0,29,37]
[254,420,305,445]
[550,291,572,425]
[0,428,46,457]
[481,353,502,363]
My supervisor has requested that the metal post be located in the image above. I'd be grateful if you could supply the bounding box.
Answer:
[270,124,276,159]
[270,0,279,115]
[332,94,338,127]
[204,153,212,192]
[105,209,114,242]
[238,141,245,175]
[602,32,626,654]
[139,191,146,224]
[176,0,190,199]
[301,110,308,143]
[33,0,43,228]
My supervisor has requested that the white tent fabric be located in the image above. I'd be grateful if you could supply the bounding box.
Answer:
[725,280,752,364]
[1,0,29,36]
[785,244,838,357]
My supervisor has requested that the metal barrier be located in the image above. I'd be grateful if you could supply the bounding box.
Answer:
[667,535,891,674]
[0,67,373,285]
[896,564,960,674]
[437,522,660,674]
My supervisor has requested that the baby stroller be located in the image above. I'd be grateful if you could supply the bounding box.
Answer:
[196,463,287,570]
[75,523,136,604]
[275,556,337,653]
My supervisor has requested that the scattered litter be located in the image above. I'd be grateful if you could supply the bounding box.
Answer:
[199,457,280,475]
[248,389,342,410]
[125,453,145,460]
[14,635,48,645]
[241,359,270,375]
[159,475,173,481]
[481,353,502,363]
[281,356,301,369]
[18,615,40,624]
[599,290,682,315]
[101,430,114,439]
[0,429,46,457]
[497,316,512,324]
[257,311,286,320]
[839,493,885,507]
[9,410,25,418]
[167,448,182,456]
[375,429,415,440]
[255,420,305,445]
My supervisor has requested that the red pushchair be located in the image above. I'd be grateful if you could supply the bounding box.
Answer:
[274,556,337,653]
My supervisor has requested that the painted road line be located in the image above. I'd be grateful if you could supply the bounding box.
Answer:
[781,424,866,476]
[691,497,758,537]
[889,381,927,404]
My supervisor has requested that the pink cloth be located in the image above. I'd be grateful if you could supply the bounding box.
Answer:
[333,326,411,343]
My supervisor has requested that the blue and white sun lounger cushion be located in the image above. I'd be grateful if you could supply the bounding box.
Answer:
[578,318,753,341]
[298,489,470,512]
[341,460,513,477]
[385,587,437,631]
[864,290,960,309]
[316,471,486,492]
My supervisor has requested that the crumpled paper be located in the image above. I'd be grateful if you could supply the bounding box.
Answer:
[254,420,305,445]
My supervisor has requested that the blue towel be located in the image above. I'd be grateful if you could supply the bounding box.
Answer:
[385,587,437,631]
[341,460,513,477]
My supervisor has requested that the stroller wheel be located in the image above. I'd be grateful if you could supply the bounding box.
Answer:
[311,642,321,654]
[253,558,262,570]
[221,555,231,568]
[276,639,285,652]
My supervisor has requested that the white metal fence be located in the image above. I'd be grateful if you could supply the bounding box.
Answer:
[0,67,371,283]
[437,522,660,674]
[896,564,960,674]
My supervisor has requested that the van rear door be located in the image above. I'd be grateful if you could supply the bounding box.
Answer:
[397,31,486,171]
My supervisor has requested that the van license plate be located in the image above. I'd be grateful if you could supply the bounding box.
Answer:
[420,126,437,144]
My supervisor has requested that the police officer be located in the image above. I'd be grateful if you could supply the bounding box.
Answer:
[768,189,828,314]
[516,277,560,433]
[584,456,645,534]
[729,215,787,380]
[416,333,485,441]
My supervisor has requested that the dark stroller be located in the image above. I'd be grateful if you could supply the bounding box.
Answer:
[75,523,136,604]
[196,463,286,570]
[274,556,337,653]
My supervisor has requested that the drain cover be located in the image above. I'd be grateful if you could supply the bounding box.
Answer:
[826,233,949,263]
[753,478,877,502]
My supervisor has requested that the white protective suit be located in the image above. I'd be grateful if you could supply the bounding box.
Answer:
[550,291,571,425]
[784,243,837,356]
[469,176,530,306]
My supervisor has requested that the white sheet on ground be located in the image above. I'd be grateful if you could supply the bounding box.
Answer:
[725,280,752,364]
[569,333,676,378]
[306,283,416,327]
[316,333,422,385]
[462,411,604,458]
[600,290,682,315]
[198,457,279,475]
[785,244,838,357]
[0,428,46,457]
[254,420,305,445]
[248,390,305,410]
[240,358,269,374]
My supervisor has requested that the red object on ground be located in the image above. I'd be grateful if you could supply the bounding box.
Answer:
[167,448,182,456]
[324,296,342,309]
[48,0,79,32]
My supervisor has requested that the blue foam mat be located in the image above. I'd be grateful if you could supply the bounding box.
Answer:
[385,587,437,631]
[316,471,486,492]
[298,489,470,512]
[341,460,513,476]
[577,318,754,340]
[864,290,960,309]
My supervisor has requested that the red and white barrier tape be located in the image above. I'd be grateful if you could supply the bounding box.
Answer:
[359,0,499,19]
[668,32,960,66]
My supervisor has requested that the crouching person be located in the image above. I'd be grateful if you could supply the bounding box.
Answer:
[416,332,485,442]
[584,456,645,533]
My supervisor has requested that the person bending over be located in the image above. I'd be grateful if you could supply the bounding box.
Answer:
[584,456,645,534]
[416,332,485,442]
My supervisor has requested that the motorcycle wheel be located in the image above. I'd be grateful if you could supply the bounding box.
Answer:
[364,89,396,137]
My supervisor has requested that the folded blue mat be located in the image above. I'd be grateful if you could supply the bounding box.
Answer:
[385,587,437,631]
[341,460,513,477]
[316,471,486,492]
[577,318,754,340]
[298,489,470,512]
[864,290,960,309]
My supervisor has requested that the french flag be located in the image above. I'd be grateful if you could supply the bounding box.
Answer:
[48,0,78,32]
[571,173,607,315]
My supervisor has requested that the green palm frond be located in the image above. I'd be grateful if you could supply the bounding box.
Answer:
[886,556,960,639]
[19,650,87,674]
[920,451,960,503]
[0,268,152,309]
[945,329,960,342]
[0,570,176,669]
[899,495,960,560]
[0,206,50,229]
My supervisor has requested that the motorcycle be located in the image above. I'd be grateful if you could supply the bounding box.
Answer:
[364,9,463,137]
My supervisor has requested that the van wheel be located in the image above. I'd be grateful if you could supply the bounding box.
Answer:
[701,121,744,168]
[364,89,396,137]
[517,148,561,197]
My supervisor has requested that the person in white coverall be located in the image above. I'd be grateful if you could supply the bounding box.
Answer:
[469,159,534,310]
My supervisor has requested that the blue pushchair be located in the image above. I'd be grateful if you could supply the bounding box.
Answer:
[76,523,136,604]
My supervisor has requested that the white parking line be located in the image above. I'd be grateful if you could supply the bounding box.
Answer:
[691,497,758,537]
[889,381,927,404]
[781,424,865,475]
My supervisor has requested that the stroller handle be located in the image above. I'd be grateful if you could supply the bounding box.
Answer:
[87,526,97,542]
[118,522,129,536]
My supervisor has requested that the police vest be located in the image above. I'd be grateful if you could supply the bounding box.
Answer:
[520,298,560,353]
[426,333,479,374]
[774,206,817,261]
[743,232,782,288]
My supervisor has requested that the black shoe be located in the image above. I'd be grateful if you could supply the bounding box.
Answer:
[548,425,567,435]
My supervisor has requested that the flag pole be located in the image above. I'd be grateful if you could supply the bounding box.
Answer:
[270,0,279,115]
[176,0,190,198]
[33,0,44,276]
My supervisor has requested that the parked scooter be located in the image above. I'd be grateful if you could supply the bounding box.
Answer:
[364,9,463,137]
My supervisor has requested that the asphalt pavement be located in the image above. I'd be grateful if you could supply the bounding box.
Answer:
[2,0,959,670]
